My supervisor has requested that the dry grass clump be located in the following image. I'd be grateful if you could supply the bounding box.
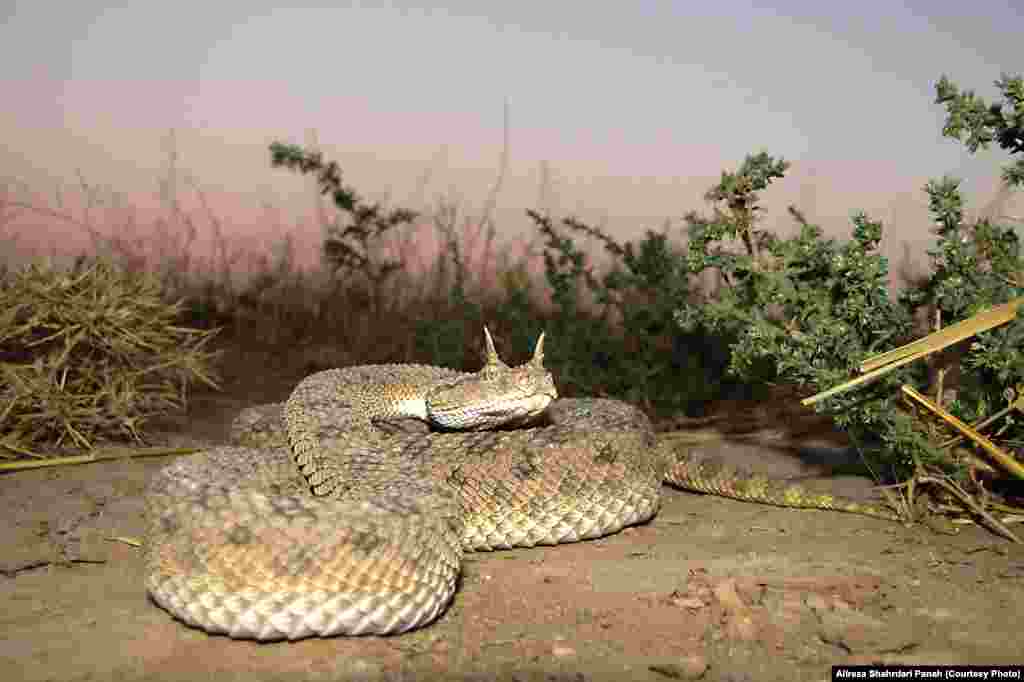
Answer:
[0,258,221,457]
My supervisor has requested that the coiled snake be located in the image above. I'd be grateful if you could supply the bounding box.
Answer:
[145,328,896,640]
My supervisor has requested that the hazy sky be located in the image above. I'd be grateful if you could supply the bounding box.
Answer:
[1,1,1021,275]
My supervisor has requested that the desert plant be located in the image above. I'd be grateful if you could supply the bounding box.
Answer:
[674,73,1023,529]
[269,141,419,305]
[895,75,1024,491]
[675,152,928,477]
[0,258,221,455]
[935,73,1024,188]
[527,209,733,414]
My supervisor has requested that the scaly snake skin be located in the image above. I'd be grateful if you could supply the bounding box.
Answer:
[145,329,897,640]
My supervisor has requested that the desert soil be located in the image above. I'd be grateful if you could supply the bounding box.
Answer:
[2,344,1023,682]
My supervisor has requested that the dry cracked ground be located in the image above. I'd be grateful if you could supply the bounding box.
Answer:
[3,345,1023,682]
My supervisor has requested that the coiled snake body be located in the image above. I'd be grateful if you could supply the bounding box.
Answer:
[145,328,895,640]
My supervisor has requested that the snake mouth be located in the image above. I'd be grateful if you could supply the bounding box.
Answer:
[474,392,556,428]
[531,392,557,413]
[512,392,557,424]
[426,390,558,431]
[484,392,555,419]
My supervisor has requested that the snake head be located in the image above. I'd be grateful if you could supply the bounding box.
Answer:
[425,328,558,430]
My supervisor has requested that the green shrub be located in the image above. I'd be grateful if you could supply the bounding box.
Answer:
[676,73,1023,497]
[269,141,419,289]
[527,210,735,415]
[676,151,932,480]
[899,176,1023,432]
[935,73,1024,188]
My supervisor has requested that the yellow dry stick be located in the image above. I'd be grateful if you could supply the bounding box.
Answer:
[902,385,1024,481]
[0,447,200,472]
[860,296,1023,374]
[802,296,1023,408]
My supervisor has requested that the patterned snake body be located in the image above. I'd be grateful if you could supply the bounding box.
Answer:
[145,329,896,640]
[146,330,663,639]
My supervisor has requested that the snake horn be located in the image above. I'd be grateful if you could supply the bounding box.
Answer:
[531,331,546,367]
[482,326,508,369]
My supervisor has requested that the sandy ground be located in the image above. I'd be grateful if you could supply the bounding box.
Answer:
[3,347,1023,682]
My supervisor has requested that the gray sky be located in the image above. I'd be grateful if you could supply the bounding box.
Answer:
[1,1,1021,273]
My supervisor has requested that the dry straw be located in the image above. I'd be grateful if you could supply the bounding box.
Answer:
[803,297,1024,541]
[1,258,221,459]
